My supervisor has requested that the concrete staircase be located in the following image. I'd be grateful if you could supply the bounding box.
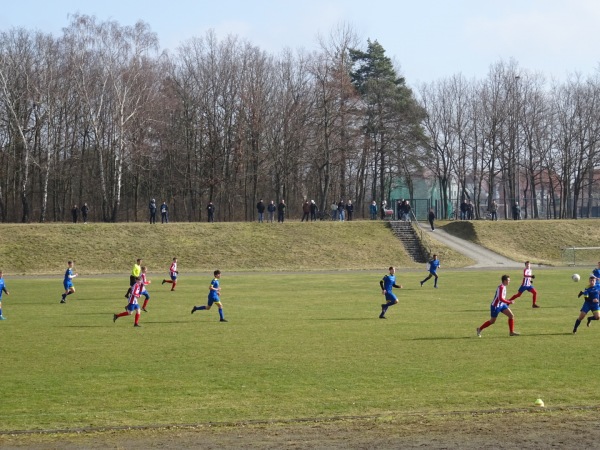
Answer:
[389,221,428,263]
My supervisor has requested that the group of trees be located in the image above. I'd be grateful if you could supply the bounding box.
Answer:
[1,15,598,223]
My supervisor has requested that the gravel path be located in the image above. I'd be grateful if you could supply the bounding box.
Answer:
[422,224,522,269]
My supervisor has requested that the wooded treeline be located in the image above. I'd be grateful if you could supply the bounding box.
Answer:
[1,15,599,222]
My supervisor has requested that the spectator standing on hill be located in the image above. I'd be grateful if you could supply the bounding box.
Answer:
[125,258,142,299]
[191,270,228,322]
[331,201,338,220]
[0,270,9,320]
[573,276,600,333]
[476,274,520,337]
[337,200,345,221]
[508,261,539,308]
[81,203,89,223]
[160,201,169,223]
[428,208,435,231]
[207,201,215,222]
[162,257,178,291]
[267,200,276,223]
[403,200,412,221]
[60,260,78,304]
[149,199,157,224]
[310,200,318,221]
[277,199,286,222]
[301,199,310,222]
[346,200,354,221]
[460,200,468,220]
[369,201,377,220]
[420,254,440,288]
[71,205,79,223]
[113,276,143,327]
[380,200,387,220]
[379,266,402,319]
[512,202,521,220]
[490,200,498,221]
[257,199,265,223]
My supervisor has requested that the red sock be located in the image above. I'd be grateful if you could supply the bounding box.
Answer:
[531,288,537,305]
[143,299,149,309]
[171,281,177,291]
[164,280,173,284]
[116,311,129,318]
[135,313,140,325]
[508,318,515,333]
[479,320,492,330]
[509,293,520,301]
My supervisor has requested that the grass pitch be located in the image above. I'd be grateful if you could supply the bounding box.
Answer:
[0,268,597,433]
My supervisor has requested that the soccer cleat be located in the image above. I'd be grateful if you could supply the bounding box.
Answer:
[476,327,481,337]
[509,331,520,336]
[162,280,166,285]
[532,304,540,308]
[434,285,438,289]
[220,319,228,322]
[191,307,196,314]
[587,317,593,327]
[134,324,141,327]
[60,299,66,303]
[0,316,5,320]
[420,281,423,287]
[379,315,386,319]
[113,314,118,322]
[142,308,147,312]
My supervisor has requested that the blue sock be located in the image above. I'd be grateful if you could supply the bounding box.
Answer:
[0,307,2,316]
[219,309,224,320]
[197,306,206,310]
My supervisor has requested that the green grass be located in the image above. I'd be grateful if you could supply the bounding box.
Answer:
[0,268,597,432]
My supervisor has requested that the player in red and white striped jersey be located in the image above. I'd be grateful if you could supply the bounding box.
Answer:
[162,257,178,291]
[476,274,520,337]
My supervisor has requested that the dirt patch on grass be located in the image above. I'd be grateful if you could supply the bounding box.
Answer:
[2,408,599,449]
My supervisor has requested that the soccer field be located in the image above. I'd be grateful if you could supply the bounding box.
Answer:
[0,268,597,432]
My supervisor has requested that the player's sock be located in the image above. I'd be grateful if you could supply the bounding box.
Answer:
[574,319,581,333]
[171,281,176,291]
[531,288,538,305]
[508,318,515,333]
[164,280,173,284]
[142,299,149,310]
[134,313,140,326]
[219,309,224,320]
[116,311,129,318]
[0,307,2,316]
[197,306,206,311]
[479,320,492,331]
[61,293,66,300]
[508,294,519,301]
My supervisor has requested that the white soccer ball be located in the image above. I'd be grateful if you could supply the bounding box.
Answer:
[572,273,581,282]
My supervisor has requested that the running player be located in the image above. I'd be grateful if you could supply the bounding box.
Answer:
[191,270,227,322]
[420,254,440,288]
[0,270,9,320]
[140,266,151,312]
[573,276,600,333]
[114,276,143,327]
[476,274,520,337]
[508,261,539,307]
[162,257,178,291]
[379,266,402,319]
[60,260,78,303]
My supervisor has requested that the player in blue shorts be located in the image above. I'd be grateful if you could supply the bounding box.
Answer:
[379,266,402,319]
[420,254,440,288]
[573,276,600,334]
[0,270,10,320]
[60,260,78,303]
[476,274,520,337]
[113,276,143,327]
[191,270,227,322]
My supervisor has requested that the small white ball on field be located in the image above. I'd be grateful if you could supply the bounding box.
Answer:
[572,274,581,282]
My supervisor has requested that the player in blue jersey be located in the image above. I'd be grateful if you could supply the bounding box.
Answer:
[191,270,228,322]
[573,275,600,333]
[0,270,9,320]
[592,262,600,287]
[420,254,440,288]
[60,261,78,303]
[379,266,403,319]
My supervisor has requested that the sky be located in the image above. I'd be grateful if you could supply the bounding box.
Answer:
[1,0,599,86]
